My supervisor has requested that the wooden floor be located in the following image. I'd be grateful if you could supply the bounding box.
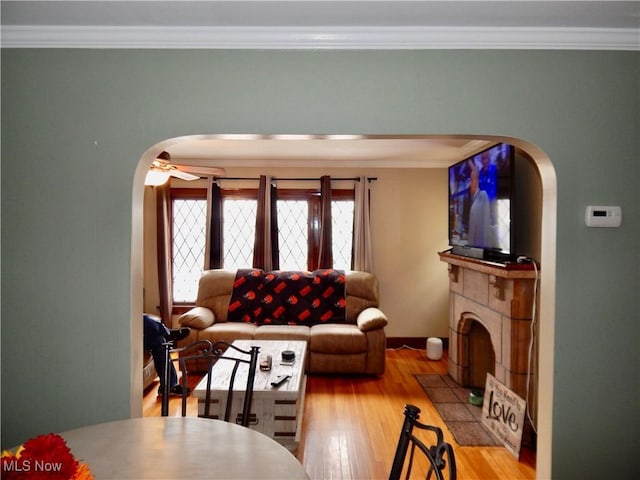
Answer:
[143,347,536,480]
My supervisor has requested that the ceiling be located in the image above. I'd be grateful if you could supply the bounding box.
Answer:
[4,1,637,171]
[164,135,493,170]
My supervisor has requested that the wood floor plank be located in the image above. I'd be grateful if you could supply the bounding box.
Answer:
[143,346,536,480]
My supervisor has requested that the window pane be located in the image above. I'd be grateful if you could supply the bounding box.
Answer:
[332,200,354,270]
[223,199,257,269]
[172,199,207,302]
[277,200,309,270]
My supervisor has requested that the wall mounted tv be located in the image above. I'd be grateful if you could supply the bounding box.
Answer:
[448,143,515,260]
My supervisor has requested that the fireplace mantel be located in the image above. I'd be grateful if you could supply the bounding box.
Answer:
[439,251,538,421]
[439,251,537,303]
[438,251,537,279]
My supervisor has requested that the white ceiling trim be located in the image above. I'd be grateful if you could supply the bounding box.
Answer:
[3,25,638,50]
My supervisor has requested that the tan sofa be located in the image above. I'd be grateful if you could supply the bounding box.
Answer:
[177,269,388,375]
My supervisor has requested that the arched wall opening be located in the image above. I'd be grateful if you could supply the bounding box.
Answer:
[130,134,556,479]
[456,313,497,390]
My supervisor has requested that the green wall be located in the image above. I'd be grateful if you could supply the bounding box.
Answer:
[2,50,638,478]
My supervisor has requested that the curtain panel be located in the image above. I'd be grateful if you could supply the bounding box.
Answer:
[155,183,173,326]
[252,175,280,270]
[352,177,373,272]
[206,181,223,269]
[317,175,334,269]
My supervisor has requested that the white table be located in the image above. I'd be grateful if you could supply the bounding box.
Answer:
[59,417,309,479]
[193,340,307,450]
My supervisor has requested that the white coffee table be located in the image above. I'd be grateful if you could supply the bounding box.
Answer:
[193,339,307,450]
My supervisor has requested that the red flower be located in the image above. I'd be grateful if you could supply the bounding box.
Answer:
[3,434,79,480]
[2,434,93,480]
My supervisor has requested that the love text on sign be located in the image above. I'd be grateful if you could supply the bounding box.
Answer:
[481,373,526,458]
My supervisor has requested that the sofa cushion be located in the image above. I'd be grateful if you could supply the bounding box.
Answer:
[179,307,215,329]
[345,271,379,322]
[254,325,310,342]
[197,322,257,344]
[309,324,368,354]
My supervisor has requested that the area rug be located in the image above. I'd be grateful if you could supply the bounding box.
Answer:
[415,374,501,447]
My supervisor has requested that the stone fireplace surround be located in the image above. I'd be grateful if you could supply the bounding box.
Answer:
[439,252,538,419]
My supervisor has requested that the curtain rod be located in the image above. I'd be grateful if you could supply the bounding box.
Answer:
[213,176,377,182]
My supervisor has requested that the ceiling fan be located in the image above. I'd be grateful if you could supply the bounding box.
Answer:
[145,151,226,186]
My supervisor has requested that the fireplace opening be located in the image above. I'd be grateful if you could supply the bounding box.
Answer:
[468,320,495,389]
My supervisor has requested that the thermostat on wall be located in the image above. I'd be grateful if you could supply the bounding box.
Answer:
[585,206,622,227]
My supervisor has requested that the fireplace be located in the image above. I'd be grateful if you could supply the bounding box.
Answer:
[465,320,495,389]
[439,252,538,424]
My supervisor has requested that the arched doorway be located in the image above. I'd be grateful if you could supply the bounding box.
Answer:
[130,134,556,479]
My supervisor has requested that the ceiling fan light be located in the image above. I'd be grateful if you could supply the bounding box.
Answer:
[145,169,170,186]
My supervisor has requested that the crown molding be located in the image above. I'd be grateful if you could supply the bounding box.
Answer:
[2,26,639,50]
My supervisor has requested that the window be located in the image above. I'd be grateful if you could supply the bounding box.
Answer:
[277,199,309,270]
[331,199,354,270]
[274,189,354,271]
[171,189,207,303]
[275,195,354,270]
[223,197,257,269]
[170,187,354,303]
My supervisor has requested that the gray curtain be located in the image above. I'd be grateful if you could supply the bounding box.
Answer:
[352,177,373,272]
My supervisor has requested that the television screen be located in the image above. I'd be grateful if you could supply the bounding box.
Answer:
[448,143,513,253]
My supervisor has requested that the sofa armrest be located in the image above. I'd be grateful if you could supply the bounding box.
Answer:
[178,307,215,330]
[357,307,388,332]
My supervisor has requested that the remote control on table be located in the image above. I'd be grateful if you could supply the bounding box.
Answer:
[270,374,290,387]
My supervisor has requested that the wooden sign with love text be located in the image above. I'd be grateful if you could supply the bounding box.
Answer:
[481,373,526,458]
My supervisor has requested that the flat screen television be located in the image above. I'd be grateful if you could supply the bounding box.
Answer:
[448,143,514,258]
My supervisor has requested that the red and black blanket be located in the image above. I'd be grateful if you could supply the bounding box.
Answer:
[227,269,346,326]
